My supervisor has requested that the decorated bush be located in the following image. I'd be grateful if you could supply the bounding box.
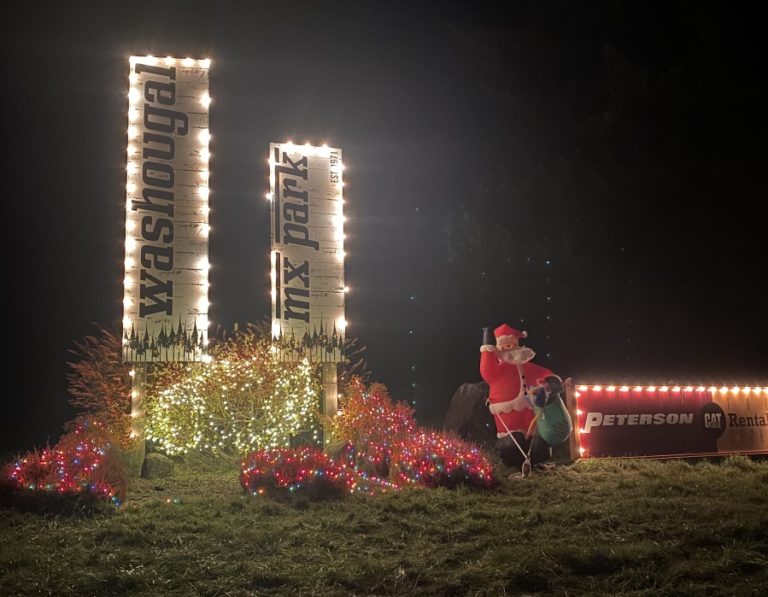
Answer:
[391,431,496,489]
[67,328,132,449]
[146,329,322,455]
[5,418,126,506]
[324,378,417,477]
[324,378,496,489]
[240,446,353,498]
[240,446,399,498]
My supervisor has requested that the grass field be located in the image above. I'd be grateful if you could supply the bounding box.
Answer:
[1,455,767,596]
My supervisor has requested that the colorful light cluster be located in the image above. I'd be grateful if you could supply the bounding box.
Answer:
[327,378,495,489]
[391,432,495,489]
[239,446,399,498]
[145,334,321,455]
[5,420,124,506]
[239,377,496,497]
[241,446,352,496]
[326,379,417,476]
[240,437,493,497]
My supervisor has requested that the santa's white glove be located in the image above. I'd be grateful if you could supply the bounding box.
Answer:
[480,345,497,353]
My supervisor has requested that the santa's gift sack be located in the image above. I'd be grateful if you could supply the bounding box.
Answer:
[533,397,572,446]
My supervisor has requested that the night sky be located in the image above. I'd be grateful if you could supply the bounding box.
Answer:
[3,2,765,455]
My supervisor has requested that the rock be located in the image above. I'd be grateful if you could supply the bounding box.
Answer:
[141,453,175,479]
[443,382,496,446]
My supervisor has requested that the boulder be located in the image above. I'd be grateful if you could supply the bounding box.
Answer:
[443,382,496,446]
[141,453,175,479]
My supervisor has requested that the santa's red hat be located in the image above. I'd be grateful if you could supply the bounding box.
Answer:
[494,324,527,346]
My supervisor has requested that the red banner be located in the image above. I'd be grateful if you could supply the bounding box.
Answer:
[573,386,768,459]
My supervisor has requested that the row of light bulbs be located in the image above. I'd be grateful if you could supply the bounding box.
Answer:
[269,141,347,339]
[129,55,211,69]
[576,385,768,394]
[123,61,350,358]
[123,56,211,340]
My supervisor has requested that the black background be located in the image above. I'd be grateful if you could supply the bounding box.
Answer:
[2,1,765,455]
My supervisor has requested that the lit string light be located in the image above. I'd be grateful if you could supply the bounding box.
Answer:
[5,419,123,506]
[240,446,399,497]
[573,384,768,459]
[319,378,496,490]
[123,56,211,360]
[145,334,321,455]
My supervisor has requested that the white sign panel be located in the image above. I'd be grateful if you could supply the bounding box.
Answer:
[270,143,345,361]
[122,56,211,362]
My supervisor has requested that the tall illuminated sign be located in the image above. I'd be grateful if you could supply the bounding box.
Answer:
[123,56,211,362]
[269,142,345,362]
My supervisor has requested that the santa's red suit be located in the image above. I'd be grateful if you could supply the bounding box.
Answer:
[480,324,557,438]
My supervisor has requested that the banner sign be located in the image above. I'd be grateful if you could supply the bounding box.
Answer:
[574,385,768,458]
[122,56,211,362]
[269,142,345,362]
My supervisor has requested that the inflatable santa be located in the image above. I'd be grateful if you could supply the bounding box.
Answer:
[480,323,564,470]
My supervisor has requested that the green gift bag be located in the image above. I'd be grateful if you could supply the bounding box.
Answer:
[533,397,573,446]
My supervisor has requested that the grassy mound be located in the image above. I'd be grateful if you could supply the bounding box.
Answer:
[1,456,766,595]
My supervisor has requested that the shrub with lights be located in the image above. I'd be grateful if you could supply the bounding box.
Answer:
[5,418,126,507]
[240,446,353,498]
[323,377,496,489]
[67,327,133,449]
[391,431,496,489]
[323,378,417,477]
[146,329,322,455]
[240,445,400,498]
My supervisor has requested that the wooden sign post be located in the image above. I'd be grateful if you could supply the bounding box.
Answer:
[564,378,581,462]
[122,55,211,475]
[269,142,346,447]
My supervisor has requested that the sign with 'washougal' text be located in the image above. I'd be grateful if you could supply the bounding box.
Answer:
[123,56,211,362]
[269,142,345,362]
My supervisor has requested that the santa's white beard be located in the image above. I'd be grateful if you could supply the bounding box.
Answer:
[498,346,536,365]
